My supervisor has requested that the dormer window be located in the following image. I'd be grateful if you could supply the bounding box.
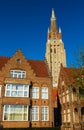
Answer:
[10,70,26,78]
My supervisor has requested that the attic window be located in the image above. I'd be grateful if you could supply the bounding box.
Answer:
[17,59,21,63]
[10,70,26,78]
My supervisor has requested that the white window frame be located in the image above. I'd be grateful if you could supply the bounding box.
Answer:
[41,87,48,99]
[5,84,29,97]
[32,87,39,99]
[72,92,74,102]
[66,90,69,102]
[67,109,70,122]
[62,81,64,86]
[63,92,65,103]
[3,105,28,121]
[41,106,49,121]
[10,70,26,78]
[31,106,39,121]
[63,110,66,122]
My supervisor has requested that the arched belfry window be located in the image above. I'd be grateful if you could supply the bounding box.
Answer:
[50,49,52,53]
[54,48,56,53]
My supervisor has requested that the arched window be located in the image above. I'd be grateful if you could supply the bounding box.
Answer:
[50,49,52,53]
[81,107,84,122]
[72,88,78,101]
[74,108,79,123]
[74,108,78,112]
[73,88,76,93]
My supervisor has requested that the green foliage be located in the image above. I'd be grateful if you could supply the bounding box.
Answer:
[79,87,84,99]
[73,48,84,68]
[73,68,84,89]
[70,48,84,89]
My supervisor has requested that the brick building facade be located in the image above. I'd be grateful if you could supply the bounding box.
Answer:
[0,49,53,128]
[58,65,84,130]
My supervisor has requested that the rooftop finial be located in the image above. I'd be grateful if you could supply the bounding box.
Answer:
[48,27,49,33]
[59,27,61,33]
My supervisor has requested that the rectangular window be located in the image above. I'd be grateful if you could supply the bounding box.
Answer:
[66,90,69,102]
[63,92,65,103]
[31,106,39,121]
[62,81,64,86]
[3,105,28,121]
[41,106,49,121]
[32,87,39,99]
[10,70,26,78]
[42,87,48,99]
[72,92,74,102]
[67,109,70,122]
[5,84,29,97]
[63,110,66,122]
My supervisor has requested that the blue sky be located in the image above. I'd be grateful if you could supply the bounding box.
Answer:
[0,0,84,67]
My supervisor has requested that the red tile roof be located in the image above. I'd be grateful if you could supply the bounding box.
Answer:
[28,59,49,77]
[60,66,81,84]
[0,57,49,77]
[0,57,10,71]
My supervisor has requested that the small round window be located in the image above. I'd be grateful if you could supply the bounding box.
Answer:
[17,59,21,63]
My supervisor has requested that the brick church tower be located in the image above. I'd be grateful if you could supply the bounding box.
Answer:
[45,9,66,88]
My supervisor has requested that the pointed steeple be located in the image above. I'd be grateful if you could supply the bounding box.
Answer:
[50,8,58,32]
[45,8,66,89]
[51,8,56,20]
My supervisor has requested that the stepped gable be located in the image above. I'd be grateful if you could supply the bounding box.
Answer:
[0,56,49,77]
[0,57,10,71]
[27,59,49,77]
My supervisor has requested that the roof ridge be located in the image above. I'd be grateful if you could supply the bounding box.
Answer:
[0,56,10,59]
[27,59,44,62]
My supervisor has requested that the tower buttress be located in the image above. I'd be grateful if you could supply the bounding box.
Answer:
[45,9,66,88]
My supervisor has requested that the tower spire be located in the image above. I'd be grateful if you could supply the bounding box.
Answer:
[50,8,58,32]
[51,8,56,20]
[45,9,66,88]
